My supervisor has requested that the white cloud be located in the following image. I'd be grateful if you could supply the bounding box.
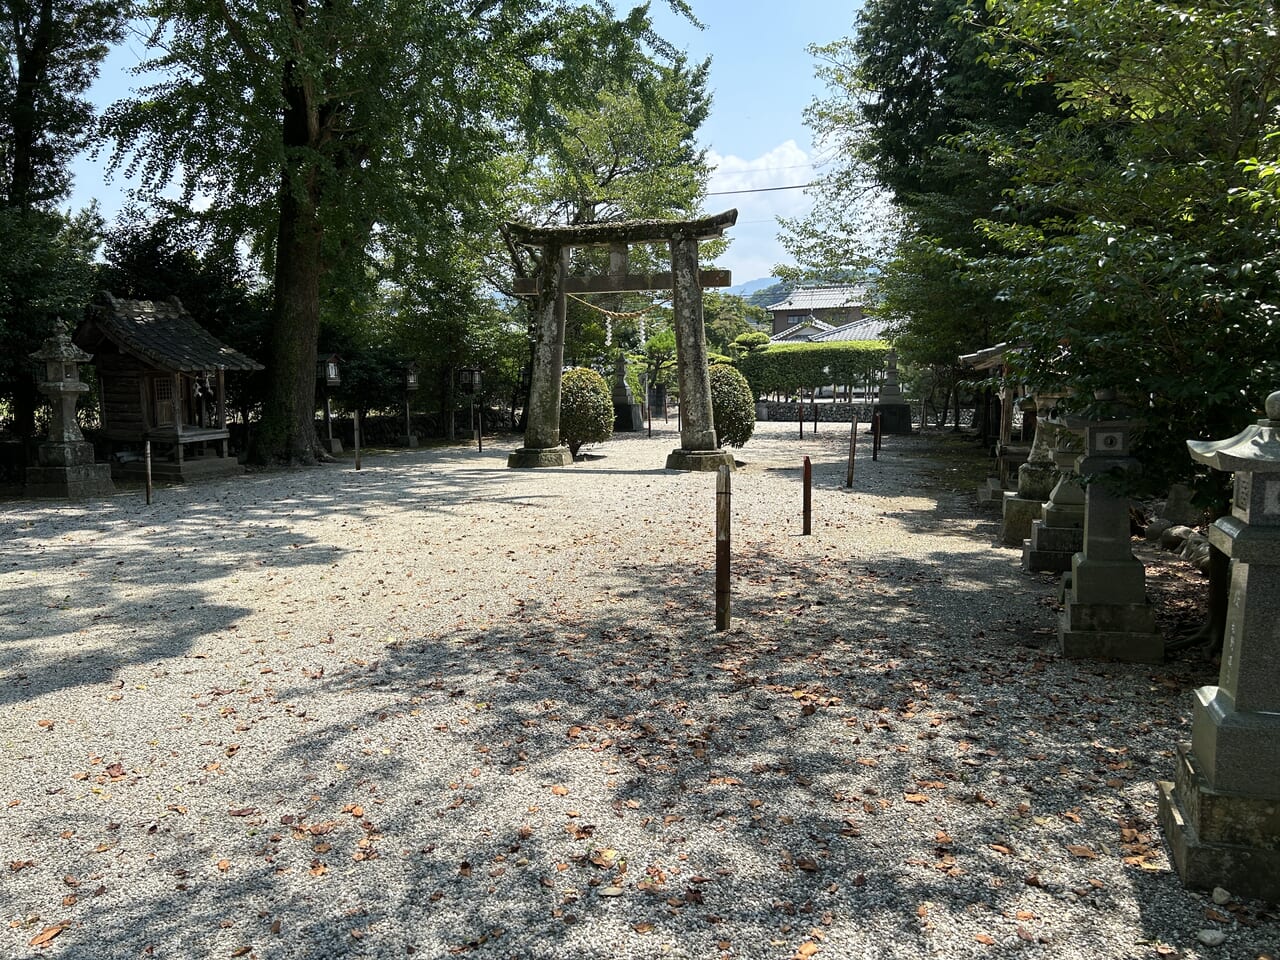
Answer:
[701,140,816,284]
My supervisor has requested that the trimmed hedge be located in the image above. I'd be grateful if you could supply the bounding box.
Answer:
[709,363,756,448]
[559,367,614,456]
[737,341,889,398]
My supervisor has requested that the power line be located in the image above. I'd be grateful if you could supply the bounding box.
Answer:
[705,182,814,197]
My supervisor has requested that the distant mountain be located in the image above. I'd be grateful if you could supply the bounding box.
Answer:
[727,277,780,298]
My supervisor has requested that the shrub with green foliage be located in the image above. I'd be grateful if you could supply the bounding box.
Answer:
[559,367,614,457]
[709,363,756,448]
[737,341,888,398]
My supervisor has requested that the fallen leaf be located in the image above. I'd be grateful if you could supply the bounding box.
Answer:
[796,942,819,958]
[231,947,251,957]
[904,793,929,804]
[217,859,231,872]
[975,933,996,945]
[633,923,653,934]
[551,785,569,797]
[28,924,67,947]
[1066,845,1098,860]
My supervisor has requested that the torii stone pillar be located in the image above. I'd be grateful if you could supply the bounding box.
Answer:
[506,211,738,471]
[509,247,574,468]
[1159,389,1280,901]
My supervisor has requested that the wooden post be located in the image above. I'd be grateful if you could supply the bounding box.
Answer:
[716,465,731,631]
[798,390,804,439]
[845,418,858,488]
[812,387,818,434]
[354,409,362,470]
[477,402,483,453]
[144,440,152,505]
[803,455,812,535]
[872,413,882,461]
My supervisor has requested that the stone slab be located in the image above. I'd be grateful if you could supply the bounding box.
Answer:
[614,402,644,432]
[665,448,735,472]
[327,438,344,455]
[398,435,420,449]
[1016,461,1056,501]
[977,477,1009,507]
[1058,604,1164,663]
[1027,521,1083,554]
[25,462,114,499]
[115,457,244,482]
[1159,780,1280,902]
[1001,492,1044,545]
[36,441,97,468]
[508,446,574,468]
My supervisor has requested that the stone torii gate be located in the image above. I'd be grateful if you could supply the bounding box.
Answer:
[506,210,739,472]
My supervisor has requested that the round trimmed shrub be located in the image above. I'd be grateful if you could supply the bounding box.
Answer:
[709,363,756,448]
[559,366,614,457]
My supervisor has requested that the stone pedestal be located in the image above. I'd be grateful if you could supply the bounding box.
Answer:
[1001,395,1060,546]
[24,333,114,500]
[1058,411,1162,663]
[399,434,419,449]
[1024,422,1085,571]
[612,355,644,432]
[1159,389,1280,901]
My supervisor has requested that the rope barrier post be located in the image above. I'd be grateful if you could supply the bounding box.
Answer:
[354,410,362,470]
[872,412,882,461]
[845,417,858,488]
[144,440,152,505]
[716,465,731,631]
[803,455,812,536]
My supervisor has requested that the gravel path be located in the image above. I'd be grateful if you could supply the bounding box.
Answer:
[1,422,1275,960]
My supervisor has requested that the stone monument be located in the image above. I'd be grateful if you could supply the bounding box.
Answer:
[24,332,115,499]
[1158,389,1280,900]
[1023,420,1085,571]
[612,353,643,432]
[1057,402,1163,663]
[1001,393,1061,546]
[873,349,912,435]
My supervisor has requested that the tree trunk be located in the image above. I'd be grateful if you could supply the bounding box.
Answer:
[250,21,324,465]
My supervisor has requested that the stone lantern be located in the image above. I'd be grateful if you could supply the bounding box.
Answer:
[317,354,342,454]
[400,362,419,448]
[25,331,114,499]
[1159,389,1280,900]
[1057,402,1163,663]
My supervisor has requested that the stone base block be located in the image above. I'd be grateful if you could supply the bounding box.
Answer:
[873,403,912,435]
[508,446,573,468]
[613,402,644,432]
[665,448,735,472]
[327,437,344,455]
[35,440,97,468]
[399,434,419,448]
[25,462,115,499]
[1022,520,1084,572]
[1058,601,1164,662]
[1001,492,1044,545]
[1016,462,1057,502]
[1159,743,1280,901]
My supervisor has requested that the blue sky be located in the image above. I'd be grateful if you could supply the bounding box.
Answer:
[69,2,863,285]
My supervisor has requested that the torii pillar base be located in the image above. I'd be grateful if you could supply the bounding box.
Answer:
[508,446,573,469]
[666,448,735,472]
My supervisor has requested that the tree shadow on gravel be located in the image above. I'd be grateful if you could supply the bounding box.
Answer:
[2,432,1269,959]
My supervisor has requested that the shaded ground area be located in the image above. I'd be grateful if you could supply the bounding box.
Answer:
[0,423,1273,960]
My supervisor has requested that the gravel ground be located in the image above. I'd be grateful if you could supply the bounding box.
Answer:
[1,421,1276,960]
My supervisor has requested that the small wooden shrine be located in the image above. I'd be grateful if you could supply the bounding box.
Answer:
[74,292,264,481]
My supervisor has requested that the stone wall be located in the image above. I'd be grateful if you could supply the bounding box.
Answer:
[756,401,879,423]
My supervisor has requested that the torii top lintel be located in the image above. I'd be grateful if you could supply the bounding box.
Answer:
[505,209,738,248]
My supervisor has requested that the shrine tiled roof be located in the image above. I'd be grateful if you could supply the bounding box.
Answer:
[811,317,889,341]
[80,293,264,373]
[764,284,869,313]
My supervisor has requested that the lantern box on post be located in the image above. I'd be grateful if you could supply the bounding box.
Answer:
[400,362,419,448]
[457,367,481,445]
[317,354,343,454]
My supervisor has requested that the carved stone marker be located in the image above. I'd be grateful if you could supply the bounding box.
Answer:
[1159,389,1280,901]
[1057,407,1163,663]
[25,332,115,499]
[611,354,643,432]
